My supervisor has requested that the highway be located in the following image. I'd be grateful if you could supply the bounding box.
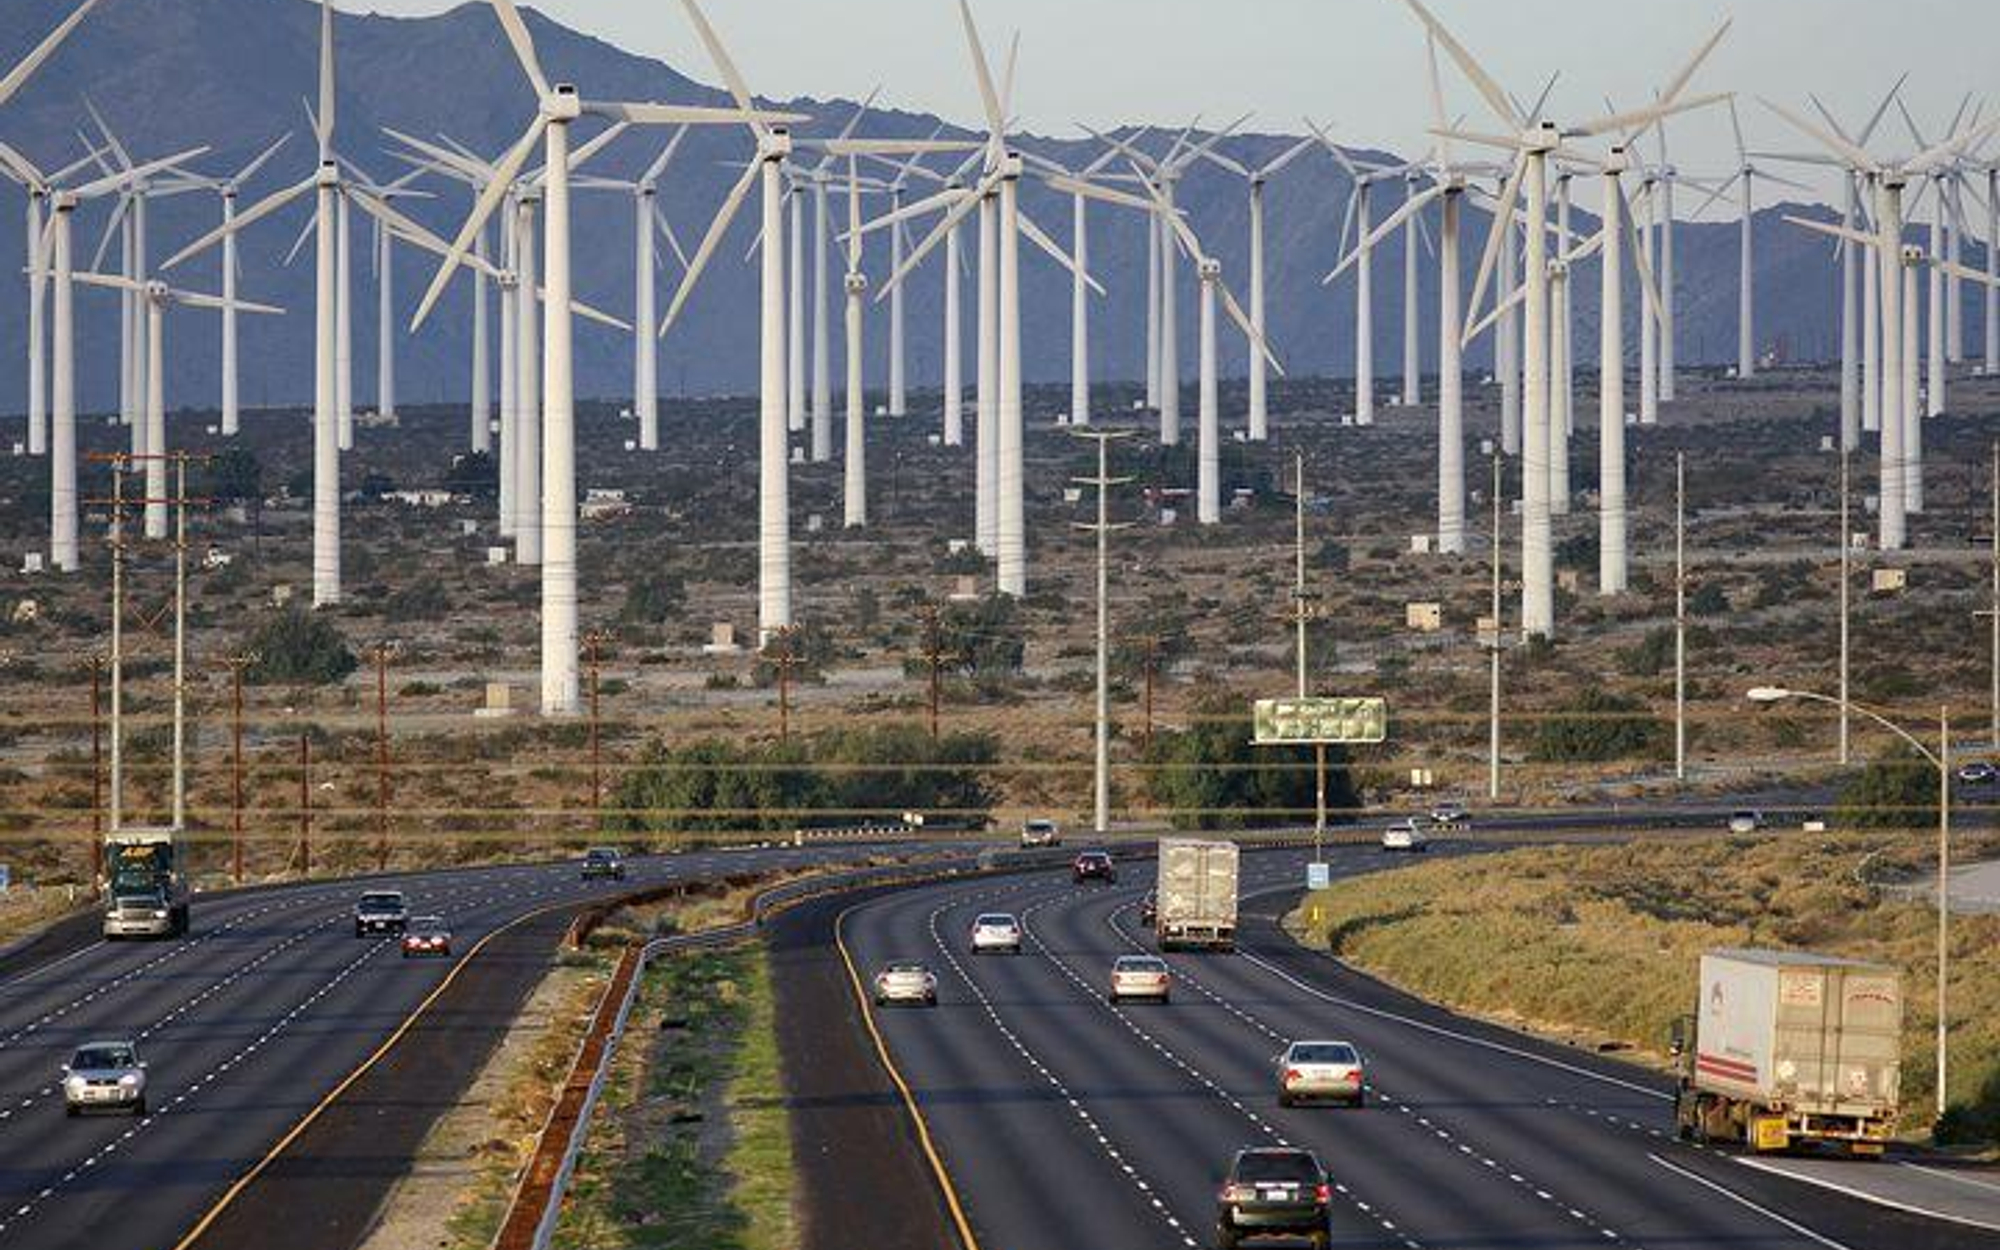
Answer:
[837,845,2000,1250]
[0,843,909,1250]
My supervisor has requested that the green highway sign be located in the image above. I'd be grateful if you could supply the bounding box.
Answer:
[1253,697,1388,746]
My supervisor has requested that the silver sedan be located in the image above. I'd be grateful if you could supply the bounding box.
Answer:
[1276,1040,1366,1107]
[63,1039,147,1117]
[873,961,939,1007]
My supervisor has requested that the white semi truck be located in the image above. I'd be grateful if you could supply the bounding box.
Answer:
[1671,949,1901,1155]
[102,827,191,939]
[1156,838,1239,952]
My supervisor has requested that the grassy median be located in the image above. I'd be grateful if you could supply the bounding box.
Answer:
[552,943,797,1250]
[1288,833,2000,1142]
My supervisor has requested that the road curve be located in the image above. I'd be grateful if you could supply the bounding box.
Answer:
[832,845,2000,1250]
[0,843,913,1250]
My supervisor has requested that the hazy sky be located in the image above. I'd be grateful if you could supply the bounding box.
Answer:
[344,0,1994,207]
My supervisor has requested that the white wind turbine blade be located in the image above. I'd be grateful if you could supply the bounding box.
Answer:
[545,288,630,332]
[488,0,551,99]
[88,195,127,271]
[876,172,992,300]
[586,101,803,128]
[1762,169,1815,195]
[845,155,861,271]
[1399,0,1521,129]
[956,0,1007,143]
[1728,97,1747,164]
[1909,116,2000,175]
[1198,145,1252,179]
[1043,173,1154,213]
[1169,114,1253,176]
[1305,118,1361,180]
[232,132,292,188]
[52,142,108,185]
[1219,278,1282,375]
[1856,75,1909,147]
[281,208,315,267]
[178,290,284,315]
[643,127,689,184]
[1656,19,1731,108]
[383,127,490,182]
[0,0,101,109]
[1892,96,1927,152]
[679,0,766,139]
[350,184,501,279]
[1463,148,1529,336]
[658,156,761,336]
[549,120,630,182]
[653,202,689,269]
[854,184,968,237]
[411,115,548,330]
[1570,92,1730,141]
[1686,172,1742,222]
[1324,183,1444,283]
[70,269,145,296]
[1760,96,1877,172]
[81,97,132,174]
[1260,136,1318,180]
[316,0,335,158]
[1425,32,1451,163]
[1464,278,1528,344]
[998,31,1020,122]
[159,170,309,270]
[1932,254,2000,290]
[1018,207,1104,295]
[0,140,44,188]
[1620,183,1667,328]
[1081,125,1147,178]
[1784,212,1877,253]
[1563,227,1606,265]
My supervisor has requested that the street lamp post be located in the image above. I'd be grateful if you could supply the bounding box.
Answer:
[1748,686,1952,1126]
[1072,429,1133,836]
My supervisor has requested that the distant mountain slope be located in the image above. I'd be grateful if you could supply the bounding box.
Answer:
[0,0,1948,418]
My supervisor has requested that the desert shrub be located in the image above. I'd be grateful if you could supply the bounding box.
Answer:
[244,608,357,686]
[1143,693,1358,830]
[1529,689,1666,763]
[1837,742,1938,830]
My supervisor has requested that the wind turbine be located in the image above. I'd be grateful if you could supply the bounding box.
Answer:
[1892,96,1978,425]
[1760,96,2000,550]
[796,95,878,463]
[413,0,794,714]
[75,273,282,537]
[0,140,104,456]
[1019,138,1135,429]
[1409,0,1725,639]
[1199,134,1316,439]
[1687,101,1807,380]
[9,145,200,570]
[1308,122,1417,427]
[163,135,291,436]
[652,2,814,645]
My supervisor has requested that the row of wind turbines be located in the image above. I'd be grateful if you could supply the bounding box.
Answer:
[8,0,2000,717]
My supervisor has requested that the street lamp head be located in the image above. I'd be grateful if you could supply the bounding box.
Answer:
[1746,686,1793,704]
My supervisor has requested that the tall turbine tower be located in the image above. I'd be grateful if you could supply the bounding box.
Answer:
[1199,135,1316,440]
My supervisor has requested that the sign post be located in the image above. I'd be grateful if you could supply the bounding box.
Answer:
[1253,697,1390,885]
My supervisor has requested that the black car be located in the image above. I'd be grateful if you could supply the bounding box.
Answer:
[354,890,408,937]
[1138,891,1158,927]
[1216,1147,1332,1249]
[580,847,626,881]
[1073,851,1117,884]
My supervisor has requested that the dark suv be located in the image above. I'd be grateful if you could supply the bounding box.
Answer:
[580,847,626,881]
[1216,1147,1332,1249]
[354,890,408,937]
[1073,851,1116,884]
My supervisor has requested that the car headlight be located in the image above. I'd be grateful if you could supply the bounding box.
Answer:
[119,1074,141,1087]
[64,1075,85,1091]
[152,910,169,919]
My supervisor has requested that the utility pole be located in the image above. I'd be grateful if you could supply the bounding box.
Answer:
[298,731,312,877]
[584,630,612,826]
[217,653,257,886]
[1140,635,1158,754]
[108,459,125,834]
[1839,448,1852,765]
[1986,444,1999,748]
[916,605,960,743]
[1287,453,1329,860]
[170,455,192,833]
[770,627,802,742]
[87,654,105,892]
[1675,451,1687,783]
[368,643,395,871]
[1488,453,1505,802]
[1072,428,1134,836]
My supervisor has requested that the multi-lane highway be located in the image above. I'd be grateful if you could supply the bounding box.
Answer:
[0,843,908,1250]
[837,845,2000,1250]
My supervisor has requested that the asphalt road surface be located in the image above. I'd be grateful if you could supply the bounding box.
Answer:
[837,844,2000,1250]
[0,843,909,1250]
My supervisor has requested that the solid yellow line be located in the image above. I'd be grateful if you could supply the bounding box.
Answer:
[834,901,985,1250]
[169,896,583,1250]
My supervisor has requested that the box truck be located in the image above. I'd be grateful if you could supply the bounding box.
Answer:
[1156,839,1239,951]
[102,828,191,939]
[1671,949,1901,1155]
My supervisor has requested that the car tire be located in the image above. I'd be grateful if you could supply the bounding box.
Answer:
[1311,1228,1331,1250]
[1216,1225,1241,1250]
[1279,1092,1294,1108]
[133,1097,146,1117]
[64,1104,77,1118]
[925,995,937,1007]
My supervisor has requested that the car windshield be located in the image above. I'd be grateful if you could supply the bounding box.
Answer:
[410,916,446,933]
[1026,821,1053,831]
[114,891,163,908]
[73,1045,136,1070]
[1290,1042,1359,1065]
[360,893,403,910]
[1233,1151,1321,1184]
[1118,958,1167,973]
[976,915,1015,927]
[886,962,927,975]
[587,848,617,859]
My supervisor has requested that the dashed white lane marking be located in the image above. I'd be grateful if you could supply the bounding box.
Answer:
[1099,891,1634,1246]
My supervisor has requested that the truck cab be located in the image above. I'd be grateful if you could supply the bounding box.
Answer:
[102,829,189,939]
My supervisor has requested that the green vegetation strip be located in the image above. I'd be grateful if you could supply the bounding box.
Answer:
[551,944,796,1249]
[1287,834,2000,1143]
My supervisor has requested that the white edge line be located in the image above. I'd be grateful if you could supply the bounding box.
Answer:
[1729,1157,2000,1234]
[1899,1160,2000,1198]
[0,940,107,994]
[1648,1153,1856,1249]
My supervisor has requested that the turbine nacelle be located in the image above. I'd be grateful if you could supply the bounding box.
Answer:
[1523,120,1558,155]
[1901,243,1925,266]
[845,271,868,294]
[315,160,338,188]
[759,127,792,162]
[999,151,1023,180]
[542,84,582,122]
[1198,257,1222,281]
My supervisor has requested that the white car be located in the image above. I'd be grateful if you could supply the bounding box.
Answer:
[1726,809,1766,835]
[1276,1039,1366,1107]
[872,961,938,1007]
[1381,819,1429,852]
[1020,818,1063,848]
[970,913,1023,954]
[1109,954,1172,1003]
[63,1039,147,1117]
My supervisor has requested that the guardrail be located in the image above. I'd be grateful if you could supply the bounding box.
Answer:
[491,856,986,1250]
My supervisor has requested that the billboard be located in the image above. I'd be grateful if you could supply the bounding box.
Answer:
[1252,697,1388,746]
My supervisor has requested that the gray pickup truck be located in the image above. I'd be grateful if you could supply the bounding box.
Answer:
[354,890,409,937]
